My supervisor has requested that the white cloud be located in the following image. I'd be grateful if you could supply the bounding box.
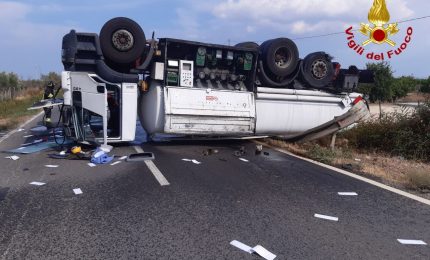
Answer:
[212,0,414,34]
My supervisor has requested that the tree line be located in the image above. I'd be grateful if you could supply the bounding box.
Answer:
[358,62,429,103]
[0,72,61,101]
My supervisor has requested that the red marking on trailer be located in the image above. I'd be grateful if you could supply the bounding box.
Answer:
[206,96,218,101]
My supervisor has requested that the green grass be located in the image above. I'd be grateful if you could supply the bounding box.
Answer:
[0,91,43,131]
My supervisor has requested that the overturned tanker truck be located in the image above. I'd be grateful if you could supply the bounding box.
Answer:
[60,17,373,145]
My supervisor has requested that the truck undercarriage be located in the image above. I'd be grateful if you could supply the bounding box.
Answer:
[60,17,373,145]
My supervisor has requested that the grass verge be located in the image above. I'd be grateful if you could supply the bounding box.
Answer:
[0,88,43,131]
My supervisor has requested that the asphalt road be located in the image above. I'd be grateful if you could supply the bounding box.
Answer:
[0,115,429,260]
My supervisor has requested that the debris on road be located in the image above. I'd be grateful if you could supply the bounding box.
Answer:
[397,239,427,245]
[88,163,96,167]
[314,213,339,222]
[5,155,20,161]
[73,188,83,195]
[192,159,201,165]
[182,159,192,162]
[263,152,270,156]
[119,156,128,160]
[17,128,25,132]
[203,148,219,156]
[110,161,121,166]
[234,146,247,157]
[29,182,46,186]
[90,147,114,164]
[126,152,155,162]
[45,165,59,168]
[230,240,277,260]
[239,158,249,162]
[23,135,33,138]
[255,144,263,155]
[338,192,358,196]
[354,158,362,162]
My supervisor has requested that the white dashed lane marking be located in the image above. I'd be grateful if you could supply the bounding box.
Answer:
[134,146,170,186]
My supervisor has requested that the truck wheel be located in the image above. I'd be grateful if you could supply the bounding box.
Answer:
[261,38,299,77]
[235,42,259,50]
[100,17,146,64]
[301,52,334,88]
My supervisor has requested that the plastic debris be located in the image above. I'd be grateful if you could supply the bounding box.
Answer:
[5,155,20,161]
[203,148,219,156]
[314,213,338,222]
[263,152,270,156]
[23,135,33,138]
[338,192,358,196]
[182,159,192,162]
[255,144,263,155]
[30,182,46,186]
[354,158,362,162]
[230,240,277,260]
[17,128,25,132]
[88,163,96,167]
[111,161,121,166]
[239,158,249,162]
[191,159,202,165]
[91,147,114,164]
[119,156,128,160]
[45,165,59,168]
[397,239,427,245]
[73,188,83,195]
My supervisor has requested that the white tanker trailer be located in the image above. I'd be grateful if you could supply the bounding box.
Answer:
[60,17,373,145]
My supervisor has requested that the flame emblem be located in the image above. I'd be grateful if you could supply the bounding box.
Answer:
[360,0,399,46]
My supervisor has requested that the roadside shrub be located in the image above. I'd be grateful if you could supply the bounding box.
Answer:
[407,170,430,192]
[305,145,336,164]
[342,102,430,161]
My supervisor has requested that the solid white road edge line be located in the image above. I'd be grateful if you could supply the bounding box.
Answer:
[314,214,339,222]
[0,111,44,144]
[397,239,427,245]
[133,145,170,186]
[254,141,430,207]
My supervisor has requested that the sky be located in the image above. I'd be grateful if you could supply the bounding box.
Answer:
[0,0,429,79]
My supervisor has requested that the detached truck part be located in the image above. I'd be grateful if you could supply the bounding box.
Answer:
[60,17,372,145]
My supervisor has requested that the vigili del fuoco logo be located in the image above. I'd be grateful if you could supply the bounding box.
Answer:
[345,0,413,60]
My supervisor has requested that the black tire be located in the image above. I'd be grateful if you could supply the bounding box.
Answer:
[235,42,259,50]
[100,17,146,64]
[261,38,299,77]
[300,52,334,88]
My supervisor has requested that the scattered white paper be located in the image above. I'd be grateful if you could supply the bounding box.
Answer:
[23,135,33,138]
[5,155,20,161]
[230,240,253,254]
[119,156,127,160]
[30,182,46,186]
[111,161,121,166]
[314,214,339,222]
[230,241,277,260]
[182,159,192,162]
[88,163,96,167]
[73,188,83,195]
[59,151,66,155]
[354,158,362,162]
[45,165,59,168]
[191,159,201,165]
[338,192,358,196]
[252,245,277,260]
[17,128,25,132]
[239,158,249,162]
[397,239,427,245]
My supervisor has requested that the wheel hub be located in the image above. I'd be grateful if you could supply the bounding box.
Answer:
[274,47,289,69]
[112,29,134,51]
[311,59,328,79]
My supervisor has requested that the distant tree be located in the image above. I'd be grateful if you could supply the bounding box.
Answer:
[366,62,394,103]
[391,76,418,101]
[40,72,61,86]
[421,76,430,93]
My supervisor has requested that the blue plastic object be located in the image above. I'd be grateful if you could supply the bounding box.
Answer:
[90,148,114,164]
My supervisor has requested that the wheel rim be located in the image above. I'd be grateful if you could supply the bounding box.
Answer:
[311,59,328,79]
[112,29,134,52]
[274,47,290,69]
